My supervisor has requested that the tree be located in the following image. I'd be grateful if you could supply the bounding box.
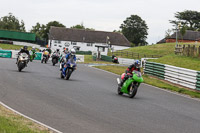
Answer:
[71,23,85,29]
[179,25,187,41]
[30,22,46,39]
[31,21,65,41]
[165,29,172,38]
[0,13,26,32]
[170,10,200,31]
[44,21,65,40]
[120,15,148,46]
[71,23,95,31]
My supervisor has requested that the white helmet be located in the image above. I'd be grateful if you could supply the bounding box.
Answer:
[32,46,35,50]
[70,48,76,55]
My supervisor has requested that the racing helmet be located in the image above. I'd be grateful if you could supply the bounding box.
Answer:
[70,48,76,55]
[134,60,141,68]
[23,46,28,50]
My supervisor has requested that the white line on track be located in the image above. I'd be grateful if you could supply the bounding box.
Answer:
[89,65,200,102]
[0,101,62,133]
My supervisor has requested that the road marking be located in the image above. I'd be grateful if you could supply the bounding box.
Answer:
[0,101,63,133]
[89,65,200,102]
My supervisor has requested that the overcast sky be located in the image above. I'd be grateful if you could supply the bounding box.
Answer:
[1,0,199,44]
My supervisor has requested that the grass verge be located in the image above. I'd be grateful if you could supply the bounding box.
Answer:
[94,65,200,99]
[0,104,52,133]
[0,44,37,51]
[148,54,200,71]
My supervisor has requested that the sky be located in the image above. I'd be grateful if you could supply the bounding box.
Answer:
[0,0,199,44]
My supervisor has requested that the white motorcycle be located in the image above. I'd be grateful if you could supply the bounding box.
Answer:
[17,53,29,72]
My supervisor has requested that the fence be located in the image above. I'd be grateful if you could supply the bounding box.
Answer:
[174,44,200,57]
[144,61,200,90]
[111,51,163,59]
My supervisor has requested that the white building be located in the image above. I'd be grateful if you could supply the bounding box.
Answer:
[48,26,131,55]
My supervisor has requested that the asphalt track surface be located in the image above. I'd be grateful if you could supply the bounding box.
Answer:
[0,58,200,133]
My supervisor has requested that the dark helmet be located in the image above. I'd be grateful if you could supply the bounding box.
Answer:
[134,60,141,68]
[23,46,28,50]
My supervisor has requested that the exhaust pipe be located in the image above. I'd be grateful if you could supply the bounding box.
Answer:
[117,78,120,84]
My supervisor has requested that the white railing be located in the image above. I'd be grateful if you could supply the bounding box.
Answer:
[164,65,197,89]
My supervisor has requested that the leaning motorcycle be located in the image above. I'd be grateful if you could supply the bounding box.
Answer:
[117,71,143,98]
[52,53,59,66]
[60,59,76,80]
[17,53,29,72]
[29,50,36,62]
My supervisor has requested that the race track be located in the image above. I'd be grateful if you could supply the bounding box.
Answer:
[0,58,200,133]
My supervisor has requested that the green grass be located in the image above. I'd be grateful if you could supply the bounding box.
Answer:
[108,43,176,58]
[0,105,50,133]
[148,54,200,71]
[109,42,200,59]
[0,44,37,51]
[94,65,200,98]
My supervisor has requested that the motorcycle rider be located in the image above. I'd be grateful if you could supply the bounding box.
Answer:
[120,60,141,87]
[30,46,36,61]
[16,46,30,64]
[66,48,76,62]
[60,48,77,70]
[52,49,60,57]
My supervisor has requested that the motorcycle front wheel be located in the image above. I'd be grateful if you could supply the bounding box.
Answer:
[128,83,138,98]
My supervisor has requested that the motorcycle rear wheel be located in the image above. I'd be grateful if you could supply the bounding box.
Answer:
[118,85,123,95]
[60,72,64,79]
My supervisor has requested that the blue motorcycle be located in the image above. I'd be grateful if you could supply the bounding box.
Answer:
[60,60,76,80]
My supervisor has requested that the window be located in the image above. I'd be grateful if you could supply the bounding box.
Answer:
[58,40,61,44]
[54,40,58,43]
[87,43,93,47]
[72,42,77,45]
[54,44,57,46]
[59,45,62,47]
[64,42,70,47]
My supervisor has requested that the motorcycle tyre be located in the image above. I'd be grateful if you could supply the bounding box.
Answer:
[60,72,64,79]
[65,69,72,80]
[128,83,138,98]
[118,85,123,95]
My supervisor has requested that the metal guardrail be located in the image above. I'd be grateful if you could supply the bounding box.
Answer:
[144,61,199,90]
[164,65,197,89]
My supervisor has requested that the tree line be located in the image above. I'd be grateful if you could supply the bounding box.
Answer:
[0,10,200,46]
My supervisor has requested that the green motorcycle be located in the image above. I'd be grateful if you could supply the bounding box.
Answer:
[117,71,144,98]
[29,50,36,62]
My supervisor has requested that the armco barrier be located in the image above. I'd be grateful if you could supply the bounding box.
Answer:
[144,61,199,90]
[165,65,197,90]
[118,58,135,65]
[144,62,165,79]
[101,55,112,62]
[196,72,200,91]
[0,50,12,58]
[34,52,42,60]
[76,55,84,62]
[76,51,92,55]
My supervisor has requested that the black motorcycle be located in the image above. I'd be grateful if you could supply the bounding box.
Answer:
[112,55,119,63]
[52,53,59,66]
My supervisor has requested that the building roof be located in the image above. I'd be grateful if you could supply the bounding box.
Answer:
[49,26,131,47]
[168,30,200,41]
